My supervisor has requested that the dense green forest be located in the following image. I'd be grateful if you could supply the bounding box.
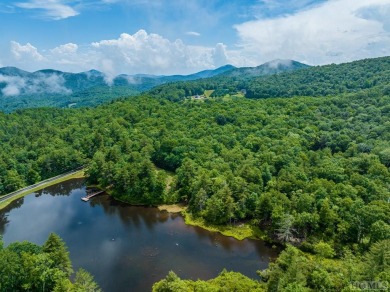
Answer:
[243,57,390,99]
[0,86,140,113]
[154,240,389,291]
[1,56,390,290]
[149,56,390,101]
[0,233,100,291]
[153,270,264,291]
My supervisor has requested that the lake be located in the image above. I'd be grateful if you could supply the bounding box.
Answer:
[0,178,278,291]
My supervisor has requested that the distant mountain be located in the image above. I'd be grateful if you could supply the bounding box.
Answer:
[115,64,236,84]
[161,64,236,81]
[244,56,390,99]
[0,66,30,77]
[148,56,390,102]
[190,64,236,79]
[222,59,310,78]
[0,64,239,112]
[0,61,305,112]
[148,60,311,102]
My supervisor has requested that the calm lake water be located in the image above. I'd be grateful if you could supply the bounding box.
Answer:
[0,178,277,291]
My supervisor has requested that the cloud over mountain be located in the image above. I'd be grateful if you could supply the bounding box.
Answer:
[11,41,44,61]
[5,0,390,75]
[0,73,71,97]
[9,30,231,76]
[235,0,390,65]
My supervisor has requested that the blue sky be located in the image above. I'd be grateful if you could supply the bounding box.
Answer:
[0,0,389,75]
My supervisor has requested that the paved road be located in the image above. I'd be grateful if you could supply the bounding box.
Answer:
[0,168,84,204]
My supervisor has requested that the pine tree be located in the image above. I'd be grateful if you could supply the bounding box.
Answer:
[73,268,102,292]
[43,233,73,277]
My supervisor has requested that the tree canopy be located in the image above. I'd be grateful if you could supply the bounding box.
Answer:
[0,56,389,290]
[0,234,100,292]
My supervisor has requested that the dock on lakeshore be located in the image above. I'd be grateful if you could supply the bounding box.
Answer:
[81,190,104,201]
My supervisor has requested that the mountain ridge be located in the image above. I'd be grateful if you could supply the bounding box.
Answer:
[0,64,235,112]
[222,59,310,78]
[0,59,307,112]
[0,60,308,88]
[0,64,237,83]
[147,55,390,102]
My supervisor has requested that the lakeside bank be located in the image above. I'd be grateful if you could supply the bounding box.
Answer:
[0,169,85,210]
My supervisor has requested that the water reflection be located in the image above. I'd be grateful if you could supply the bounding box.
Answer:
[35,178,85,197]
[0,178,278,292]
[2,197,24,212]
[0,212,10,234]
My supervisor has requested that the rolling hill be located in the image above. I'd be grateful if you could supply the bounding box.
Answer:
[148,56,390,101]
[0,60,308,112]
[1,55,389,291]
[0,65,236,112]
[221,59,309,78]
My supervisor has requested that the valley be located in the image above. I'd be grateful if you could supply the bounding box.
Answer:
[0,56,389,291]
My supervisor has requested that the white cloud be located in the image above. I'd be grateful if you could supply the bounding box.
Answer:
[33,73,72,94]
[0,75,25,96]
[50,43,78,55]
[92,30,191,74]
[89,30,228,75]
[234,0,390,65]
[0,73,71,97]
[11,41,44,61]
[3,84,21,96]
[8,30,232,75]
[267,59,293,69]
[186,31,201,37]
[10,0,390,78]
[15,0,79,20]
[212,43,228,67]
[252,0,325,18]
[3,0,389,79]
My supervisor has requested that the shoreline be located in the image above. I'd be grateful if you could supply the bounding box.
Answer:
[1,174,268,242]
[157,204,268,241]
[100,192,268,241]
[157,203,187,213]
[182,211,267,241]
[0,170,85,210]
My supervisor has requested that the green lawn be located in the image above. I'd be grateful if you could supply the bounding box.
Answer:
[183,211,267,241]
[204,90,215,98]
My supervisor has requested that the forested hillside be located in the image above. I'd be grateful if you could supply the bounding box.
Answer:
[0,68,141,112]
[0,60,310,112]
[0,56,389,290]
[221,59,309,78]
[0,64,236,112]
[244,56,390,98]
[150,56,390,101]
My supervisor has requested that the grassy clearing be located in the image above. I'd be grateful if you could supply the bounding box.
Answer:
[221,93,245,102]
[183,211,267,241]
[0,170,85,210]
[158,203,187,213]
[204,90,215,98]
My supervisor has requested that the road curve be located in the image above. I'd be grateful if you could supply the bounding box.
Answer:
[0,167,84,204]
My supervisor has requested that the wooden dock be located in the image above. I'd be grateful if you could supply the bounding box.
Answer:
[81,190,104,202]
